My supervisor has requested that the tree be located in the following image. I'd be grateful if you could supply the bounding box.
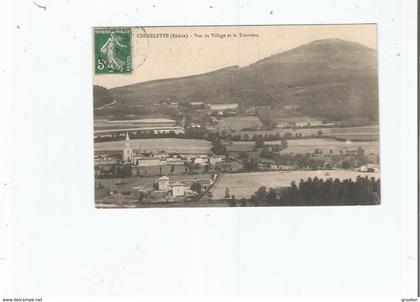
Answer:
[341,160,351,169]
[255,135,265,148]
[224,188,231,199]
[255,186,267,204]
[229,195,237,207]
[239,152,249,160]
[369,191,380,204]
[211,138,228,155]
[265,188,277,205]
[256,177,380,206]
[290,181,299,205]
[118,164,132,183]
[260,147,272,159]
[191,182,202,194]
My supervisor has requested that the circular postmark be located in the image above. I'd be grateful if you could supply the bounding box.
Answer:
[131,26,150,70]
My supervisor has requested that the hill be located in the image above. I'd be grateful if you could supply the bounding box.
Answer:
[99,38,378,121]
[93,85,114,108]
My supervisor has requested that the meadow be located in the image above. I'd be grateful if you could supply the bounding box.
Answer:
[215,116,263,131]
[234,125,379,141]
[271,138,379,155]
[209,170,381,199]
[228,137,379,155]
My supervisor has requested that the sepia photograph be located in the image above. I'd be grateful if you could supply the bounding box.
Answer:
[93,24,380,208]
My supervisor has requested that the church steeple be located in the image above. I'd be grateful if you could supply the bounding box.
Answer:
[125,131,131,148]
[122,132,133,162]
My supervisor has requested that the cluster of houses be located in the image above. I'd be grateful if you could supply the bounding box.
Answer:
[190,102,239,116]
[275,117,334,128]
[146,174,217,201]
[188,101,335,129]
[94,133,228,178]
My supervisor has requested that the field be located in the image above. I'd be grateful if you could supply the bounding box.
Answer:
[94,118,177,130]
[226,141,256,152]
[270,138,380,155]
[228,137,379,155]
[95,138,212,154]
[330,126,379,140]
[209,170,381,199]
[234,125,379,141]
[216,116,263,131]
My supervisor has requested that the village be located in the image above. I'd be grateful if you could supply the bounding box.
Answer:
[94,101,380,207]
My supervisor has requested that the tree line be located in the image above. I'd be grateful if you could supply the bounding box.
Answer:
[246,176,380,206]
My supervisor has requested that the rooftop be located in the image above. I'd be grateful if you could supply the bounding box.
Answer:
[209,103,239,110]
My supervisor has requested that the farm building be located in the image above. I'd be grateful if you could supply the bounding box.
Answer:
[135,157,167,167]
[295,120,323,127]
[275,118,324,128]
[208,103,239,115]
[190,101,204,108]
[215,160,242,172]
[153,127,184,135]
[181,178,213,191]
[166,157,185,165]
[209,103,238,110]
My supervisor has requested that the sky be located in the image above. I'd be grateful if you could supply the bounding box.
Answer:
[93,24,377,88]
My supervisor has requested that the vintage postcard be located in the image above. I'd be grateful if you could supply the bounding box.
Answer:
[93,24,380,208]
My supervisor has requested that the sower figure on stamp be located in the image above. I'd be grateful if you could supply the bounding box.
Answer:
[100,31,127,72]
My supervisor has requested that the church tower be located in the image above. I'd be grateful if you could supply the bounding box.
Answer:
[122,132,133,162]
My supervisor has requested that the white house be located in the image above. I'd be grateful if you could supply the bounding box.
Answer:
[171,182,185,197]
[193,157,206,165]
[358,164,379,172]
[209,155,225,165]
[157,176,170,191]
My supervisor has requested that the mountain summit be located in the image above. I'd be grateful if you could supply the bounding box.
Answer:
[96,38,378,121]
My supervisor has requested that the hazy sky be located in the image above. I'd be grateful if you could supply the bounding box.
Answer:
[93,24,377,88]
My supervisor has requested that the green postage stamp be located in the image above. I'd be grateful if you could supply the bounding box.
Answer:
[94,27,132,74]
